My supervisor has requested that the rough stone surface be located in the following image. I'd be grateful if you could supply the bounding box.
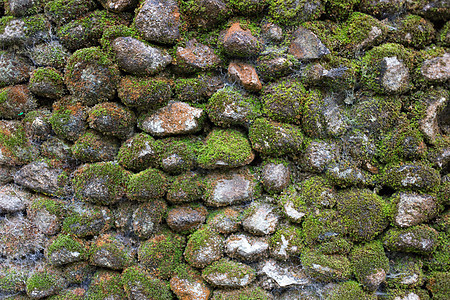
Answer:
[242,202,280,236]
[380,56,410,93]
[170,270,211,300]
[222,23,263,57]
[112,37,172,75]
[202,259,255,288]
[261,162,291,193]
[302,140,339,172]
[134,0,181,44]
[393,192,438,227]
[225,233,269,261]
[0,52,32,87]
[228,62,262,91]
[0,183,32,212]
[99,0,137,12]
[167,205,208,233]
[176,39,221,72]
[289,26,330,60]
[139,101,204,136]
[184,227,224,268]
[0,85,37,119]
[259,259,311,288]
[421,53,450,82]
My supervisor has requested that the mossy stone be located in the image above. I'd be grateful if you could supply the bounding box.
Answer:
[72,130,119,163]
[85,270,124,300]
[117,133,161,171]
[301,248,352,282]
[122,266,172,300]
[126,168,169,201]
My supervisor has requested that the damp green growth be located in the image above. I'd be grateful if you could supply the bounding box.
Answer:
[325,0,360,21]
[261,79,309,125]
[44,0,96,26]
[88,102,136,139]
[178,0,231,30]
[167,172,204,203]
[57,10,123,51]
[73,162,131,205]
[49,97,87,142]
[65,47,117,77]
[198,128,254,169]
[300,176,336,208]
[173,77,210,103]
[46,234,87,262]
[211,286,271,300]
[336,188,389,242]
[249,118,305,157]
[301,248,352,282]
[0,121,35,165]
[117,76,171,110]
[26,270,65,297]
[313,55,361,90]
[86,270,124,300]
[184,225,224,267]
[0,16,14,34]
[126,168,169,201]
[360,43,414,94]
[22,14,50,34]
[227,0,267,15]
[202,258,255,286]
[30,196,65,217]
[30,67,64,86]
[278,185,309,223]
[350,241,389,291]
[138,231,186,279]
[413,46,448,87]
[100,25,142,58]
[438,21,450,46]
[327,280,373,300]
[269,225,304,259]
[386,253,424,289]
[380,162,441,193]
[268,0,324,26]
[72,130,119,163]
[424,233,450,272]
[301,20,344,53]
[302,209,347,246]
[0,267,28,293]
[207,86,261,128]
[122,266,172,300]
[382,224,439,254]
[89,234,133,270]
[392,15,435,48]
[117,133,161,171]
[62,205,111,237]
[159,137,200,174]
[426,271,450,300]
[317,237,354,255]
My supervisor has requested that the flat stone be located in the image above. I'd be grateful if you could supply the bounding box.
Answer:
[393,192,438,227]
[176,39,221,72]
[225,233,269,261]
[288,26,330,60]
[222,22,263,57]
[134,0,181,44]
[421,52,450,81]
[112,37,172,75]
[167,205,208,233]
[202,259,255,288]
[228,62,262,91]
[380,56,410,93]
[139,101,204,136]
[242,202,279,235]
[260,259,311,288]
[0,183,32,212]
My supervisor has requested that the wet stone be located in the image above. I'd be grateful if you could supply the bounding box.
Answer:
[382,163,441,192]
[22,109,52,142]
[46,234,87,266]
[132,200,167,239]
[259,259,311,289]
[325,160,369,188]
[221,22,263,57]
[50,97,88,142]
[89,233,135,270]
[225,233,268,262]
[0,166,17,185]
[242,202,279,236]
[207,207,241,234]
[167,205,208,233]
[40,137,74,163]
[228,61,262,92]
[288,26,330,60]
[210,286,272,300]
[170,267,211,300]
[256,53,298,81]
[0,85,37,120]
[88,102,136,139]
[0,121,37,166]
[134,0,181,44]
[166,172,204,204]
[393,192,438,228]
[25,268,68,299]
[122,266,172,300]
[383,225,439,254]
[139,101,204,137]
[417,88,449,143]
[380,56,410,93]
[112,37,172,75]
[176,39,222,73]
[386,253,424,289]
[302,140,339,173]
[184,226,224,268]
[301,249,352,282]
[202,258,256,288]
[44,0,97,26]
[261,161,291,194]
[203,168,258,207]
[0,183,32,212]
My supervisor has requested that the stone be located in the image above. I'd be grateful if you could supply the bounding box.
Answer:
[166,172,203,204]
[269,225,304,260]
[176,39,221,73]
[27,195,65,236]
[0,85,37,120]
[261,161,291,193]
[14,160,70,197]
[167,205,208,233]
[393,192,438,227]
[417,88,449,143]
[0,183,32,212]
[50,97,88,142]
[288,26,330,60]
[256,53,298,81]
[421,52,450,82]
[0,166,17,185]
[99,0,137,12]
[46,234,87,266]
[112,37,172,75]
[301,249,352,282]
[62,203,112,237]
[383,225,439,254]
[321,94,348,136]
[221,22,263,57]
[132,200,167,239]
[40,137,75,163]
[88,102,136,139]
[182,0,231,29]
[122,266,173,300]
[26,41,71,69]
[207,207,241,234]
[242,202,280,236]
[29,67,66,99]
[210,286,272,300]
[89,233,135,270]
[228,61,262,91]
[184,226,224,268]
[326,160,370,188]
[0,120,38,166]
[72,130,120,163]
[225,233,269,261]
[26,269,68,299]
[203,168,258,207]
[406,0,450,21]
[44,0,97,26]
[170,267,211,300]
[302,140,339,172]
[117,133,160,171]
[0,52,32,88]
[126,167,169,201]
[5,0,44,17]
[159,137,198,175]
[139,101,204,136]
[134,0,181,44]
[262,23,283,42]
[380,56,410,93]
[0,14,51,47]
[202,258,255,288]
[259,259,311,288]
[382,163,441,192]
[386,253,424,289]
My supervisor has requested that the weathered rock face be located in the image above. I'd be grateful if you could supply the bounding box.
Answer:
[1,1,449,299]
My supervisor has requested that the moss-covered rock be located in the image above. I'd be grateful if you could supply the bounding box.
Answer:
[426,271,450,300]
[85,270,124,300]
[184,225,224,268]
[302,209,347,246]
[72,130,119,163]
[89,233,135,270]
[22,109,52,142]
[391,14,435,48]
[198,128,254,169]
[117,133,161,171]
[414,47,449,86]
[87,102,136,139]
[122,266,173,300]
[0,120,37,166]
[350,241,389,291]
[73,162,131,205]
[0,85,37,119]
[126,168,169,201]
[210,285,271,300]
[386,252,424,289]
[46,234,88,266]
[301,248,352,282]
[49,97,88,142]
[64,47,120,106]
[381,162,441,193]
[278,185,309,223]
[166,172,203,204]
[158,137,200,174]
[202,258,255,288]
[325,0,360,21]
[29,67,66,99]
[383,224,440,254]
[206,207,241,234]
[44,0,96,26]
[336,188,389,242]
[269,225,304,260]
[28,195,66,235]
[268,0,324,26]
[138,230,186,279]
[26,268,67,299]
[61,203,112,237]
[173,75,223,103]
[325,280,376,300]
[131,200,167,239]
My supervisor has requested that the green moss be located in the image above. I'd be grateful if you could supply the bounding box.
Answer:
[73,162,131,205]
[0,121,35,164]
[301,248,352,282]
[0,16,14,33]
[413,46,448,87]
[117,76,171,110]
[198,128,253,169]
[86,271,124,300]
[89,234,133,269]
[0,267,27,293]
[383,224,439,254]
[167,172,203,203]
[438,21,450,46]
[122,266,172,300]
[386,253,424,289]
[325,0,360,21]
[393,14,435,48]
[328,280,373,300]
[26,270,64,296]
[117,133,161,171]
[30,196,65,217]
[44,0,95,26]
[301,176,336,208]
[211,286,271,300]
[278,185,309,222]
[184,225,223,266]
[202,258,255,282]
[65,47,117,77]
[426,272,450,300]
[302,209,347,246]
[424,233,450,272]
[100,24,142,58]
[72,130,119,163]
[138,231,186,279]
[350,241,389,290]
[269,225,304,258]
[49,97,87,142]
[336,188,389,242]
[173,76,210,103]
[62,205,111,237]
[30,67,64,85]
[22,14,49,34]
[46,234,87,259]
[159,137,200,174]
[268,0,324,26]
[126,168,169,201]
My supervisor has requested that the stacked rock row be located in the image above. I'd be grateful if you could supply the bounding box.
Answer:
[0,0,449,299]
